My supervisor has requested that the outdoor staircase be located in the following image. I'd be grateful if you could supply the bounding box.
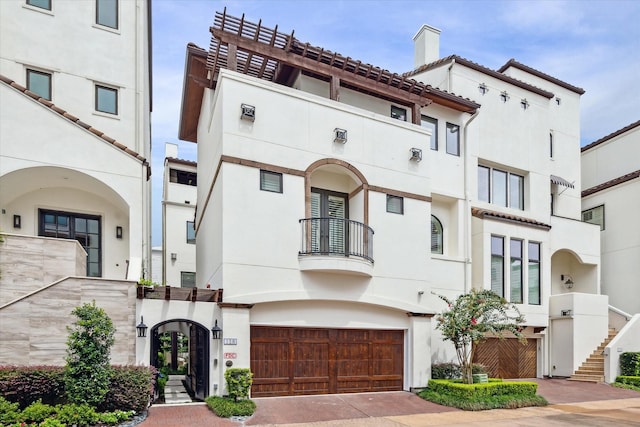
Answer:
[568,328,617,383]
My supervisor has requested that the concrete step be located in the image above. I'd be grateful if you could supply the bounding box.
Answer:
[568,374,604,383]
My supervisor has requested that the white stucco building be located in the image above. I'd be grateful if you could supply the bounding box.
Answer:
[162,143,197,287]
[581,121,640,316]
[0,0,151,366]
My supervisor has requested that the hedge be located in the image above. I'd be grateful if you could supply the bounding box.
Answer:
[620,352,640,376]
[0,365,155,412]
[427,379,538,400]
[615,375,640,387]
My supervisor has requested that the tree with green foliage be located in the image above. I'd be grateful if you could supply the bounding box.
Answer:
[65,301,116,407]
[434,289,526,384]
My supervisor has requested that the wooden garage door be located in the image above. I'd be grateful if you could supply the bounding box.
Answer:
[250,326,403,397]
[473,338,537,378]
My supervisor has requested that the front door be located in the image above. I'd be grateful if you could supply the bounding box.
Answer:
[310,188,348,255]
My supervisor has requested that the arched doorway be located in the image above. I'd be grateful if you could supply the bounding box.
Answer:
[150,319,210,400]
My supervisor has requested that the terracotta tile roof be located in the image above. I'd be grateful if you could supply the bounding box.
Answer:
[405,55,555,99]
[581,120,640,152]
[166,157,197,167]
[0,74,149,166]
[497,58,585,95]
[582,170,640,197]
[471,207,552,230]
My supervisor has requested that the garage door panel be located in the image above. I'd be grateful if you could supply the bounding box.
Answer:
[251,342,289,379]
[251,326,403,397]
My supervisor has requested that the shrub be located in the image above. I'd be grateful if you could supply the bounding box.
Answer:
[0,365,65,408]
[65,301,115,407]
[205,396,256,418]
[427,379,538,400]
[99,365,156,413]
[0,396,21,425]
[20,399,56,423]
[431,363,487,379]
[616,375,640,388]
[620,352,640,376]
[38,419,66,427]
[55,403,99,426]
[224,368,253,401]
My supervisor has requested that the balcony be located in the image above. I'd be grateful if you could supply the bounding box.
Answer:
[298,218,374,276]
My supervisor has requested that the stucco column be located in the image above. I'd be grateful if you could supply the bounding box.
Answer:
[219,304,253,395]
[407,314,432,390]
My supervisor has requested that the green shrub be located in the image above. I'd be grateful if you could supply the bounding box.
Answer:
[20,399,56,423]
[99,365,155,413]
[65,301,116,407]
[38,418,67,427]
[205,396,256,418]
[224,368,253,401]
[427,379,538,400]
[431,363,460,379]
[0,396,21,424]
[55,403,99,426]
[620,353,640,376]
[0,365,65,408]
[615,375,640,388]
[419,387,547,410]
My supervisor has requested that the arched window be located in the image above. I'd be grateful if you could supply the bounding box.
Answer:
[431,215,443,254]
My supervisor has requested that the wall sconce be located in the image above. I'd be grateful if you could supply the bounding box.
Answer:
[561,309,572,317]
[136,316,148,338]
[520,98,530,110]
[240,103,255,122]
[334,128,347,144]
[211,319,222,340]
[171,253,177,261]
[561,274,574,289]
[500,91,510,102]
[116,226,123,239]
[410,148,422,162]
[13,215,21,229]
[478,83,488,95]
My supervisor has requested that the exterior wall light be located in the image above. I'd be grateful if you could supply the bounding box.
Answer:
[334,128,347,143]
[410,148,422,162]
[13,215,21,229]
[136,316,148,338]
[561,274,574,289]
[240,104,255,122]
[211,319,222,340]
[116,226,123,239]
[171,253,177,261]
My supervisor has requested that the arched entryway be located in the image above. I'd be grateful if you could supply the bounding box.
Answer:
[150,319,210,400]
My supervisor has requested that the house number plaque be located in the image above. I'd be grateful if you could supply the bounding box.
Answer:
[223,338,237,345]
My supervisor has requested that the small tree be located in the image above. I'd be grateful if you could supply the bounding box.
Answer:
[434,289,526,384]
[65,301,115,406]
[224,368,253,401]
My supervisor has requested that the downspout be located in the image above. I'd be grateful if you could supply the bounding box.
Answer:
[462,110,479,293]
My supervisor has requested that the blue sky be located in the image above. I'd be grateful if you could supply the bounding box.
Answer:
[150,0,640,245]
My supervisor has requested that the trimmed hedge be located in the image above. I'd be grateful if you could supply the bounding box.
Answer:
[431,363,487,379]
[616,375,640,387]
[620,352,640,376]
[205,396,256,418]
[0,366,65,408]
[427,379,538,400]
[98,365,156,413]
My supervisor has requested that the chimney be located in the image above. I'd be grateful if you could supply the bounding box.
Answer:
[413,24,441,69]
[165,142,178,159]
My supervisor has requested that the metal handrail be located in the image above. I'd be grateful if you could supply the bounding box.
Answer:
[299,217,374,263]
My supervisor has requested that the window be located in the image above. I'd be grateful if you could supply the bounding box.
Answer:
[421,115,438,150]
[26,0,51,10]
[446,123,459,156]
[310,188,348,255]
[528,242,541,305]
[26,69,51,100]
[582,205,605,230]
[431,215,443,254]
[391,106,406,121]
[169,169,197,186]
[477,165,524,210]
[260,170,282,193]
[95,85,117,114]
[491,236,504,297]
[549,132,554,158]
[39,209,101,277]
[96,0,118,29]
[510,239,523,304]
[181,272,196,288]
[386,195,404,214]
[186,221,196,244]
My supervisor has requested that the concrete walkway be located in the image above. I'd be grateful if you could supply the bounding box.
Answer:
[140,379,640,427]
[162,375,192,404]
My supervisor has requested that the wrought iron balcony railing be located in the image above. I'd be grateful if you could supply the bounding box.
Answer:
[299,218,374,263]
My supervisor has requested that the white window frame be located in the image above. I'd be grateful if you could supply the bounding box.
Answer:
[26,68,52,100]
[422,115,438,150]
[95,84,118,115]
[96,0,118,29]
[478,164,524,210]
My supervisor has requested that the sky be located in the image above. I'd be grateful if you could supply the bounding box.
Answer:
[150,0,640,245]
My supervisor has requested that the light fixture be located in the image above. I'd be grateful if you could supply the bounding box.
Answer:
[171,253,177,261]
[520,99,530,110]
[13,215,21,229]
[136,316,148,338]
[500,91,509,102]
[478,83,488,95]
[211,319,222,340]
[334,128,347,144]
[561,274,574,289]
[410,148,422,162]
[240,103,255,122]
[116,226,123,239]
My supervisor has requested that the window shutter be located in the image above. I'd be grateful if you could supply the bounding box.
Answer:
[328,195,345,254]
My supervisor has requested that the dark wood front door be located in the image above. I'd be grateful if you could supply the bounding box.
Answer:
[250,326,403,397]
[473,338,537,378]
